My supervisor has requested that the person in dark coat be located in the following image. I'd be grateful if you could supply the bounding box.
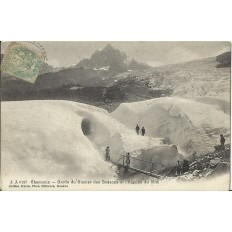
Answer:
[125,152,130,166]
[141,127,145,136]
[105,146,110,161]
[182,159,189,173]
[135,125,140,135]
[176,160,181,176]
[220,134,225,149]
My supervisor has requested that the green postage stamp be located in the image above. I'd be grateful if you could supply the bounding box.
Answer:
[1,42,46,83]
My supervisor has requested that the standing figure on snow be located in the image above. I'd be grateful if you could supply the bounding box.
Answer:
[141,127,146,136]
[176,160,181,176]
[125,152,131,166]
[220,134,225,149]
[182,159,189,173]
[135,125,140,135]
[105,146,110,161]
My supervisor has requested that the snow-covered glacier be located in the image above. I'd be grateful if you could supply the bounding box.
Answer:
[1,97,230,186]
[1,100,179,185]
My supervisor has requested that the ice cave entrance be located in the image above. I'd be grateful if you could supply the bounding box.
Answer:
[81,118,92,135]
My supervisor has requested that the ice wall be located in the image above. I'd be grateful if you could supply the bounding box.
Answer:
[111,97,230,155]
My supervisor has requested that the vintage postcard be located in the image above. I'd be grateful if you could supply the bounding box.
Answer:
[0,41,231,190]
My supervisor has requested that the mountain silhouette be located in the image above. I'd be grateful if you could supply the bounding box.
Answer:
[76,44,150,72]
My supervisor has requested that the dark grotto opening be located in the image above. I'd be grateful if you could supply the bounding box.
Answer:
[81,118,92,135]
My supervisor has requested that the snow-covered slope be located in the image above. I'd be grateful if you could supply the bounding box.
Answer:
[1,100,180,187]
[192,96,230,115]
[1,101,115,182]
[111,97,230,155]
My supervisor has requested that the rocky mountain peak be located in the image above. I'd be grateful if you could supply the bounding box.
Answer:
[76,44,150,72]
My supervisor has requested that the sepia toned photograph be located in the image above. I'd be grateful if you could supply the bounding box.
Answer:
[0,41,231,190]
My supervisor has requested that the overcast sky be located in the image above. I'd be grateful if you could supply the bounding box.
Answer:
[1,41,230,67]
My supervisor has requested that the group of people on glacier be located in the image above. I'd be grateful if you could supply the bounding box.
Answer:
[105,146,131,166]
[175,134,226,176]
[135,124,146,136]
[105,132,226,177]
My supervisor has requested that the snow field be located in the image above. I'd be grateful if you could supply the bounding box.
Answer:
[1,100,177,185]
[2,96,230,186]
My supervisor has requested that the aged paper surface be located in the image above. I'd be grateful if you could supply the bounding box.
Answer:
[0,41,231,190]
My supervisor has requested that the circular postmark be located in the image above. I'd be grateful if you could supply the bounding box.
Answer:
[1,42,47,83]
